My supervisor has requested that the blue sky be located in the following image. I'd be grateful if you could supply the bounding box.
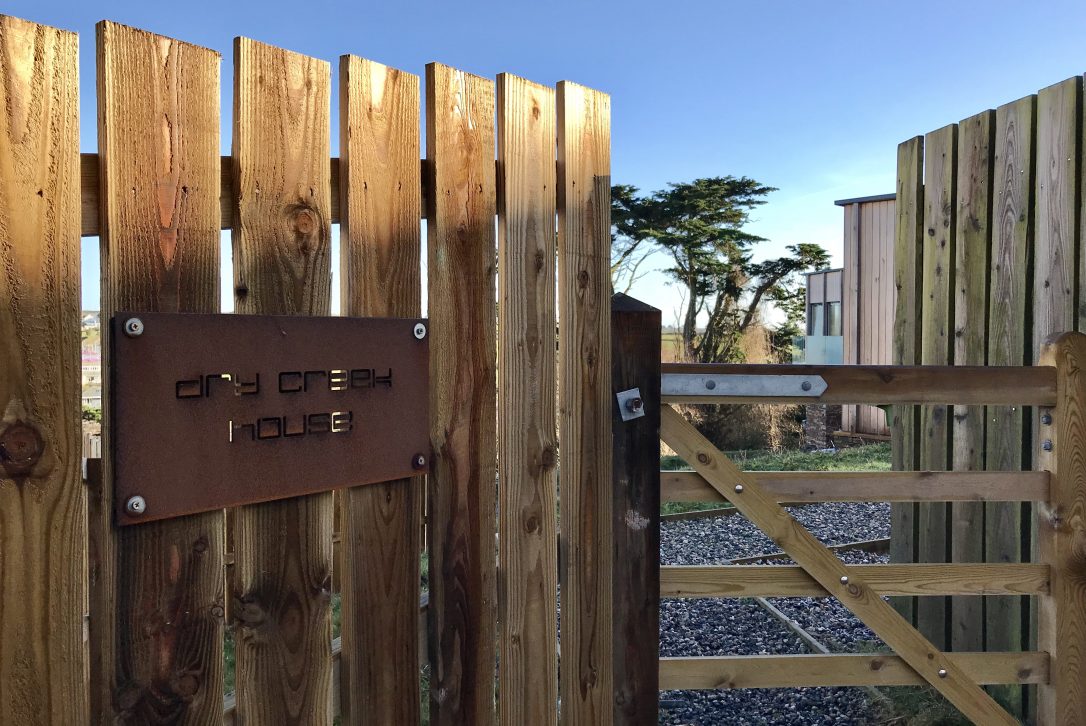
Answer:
[12,0,1086,319]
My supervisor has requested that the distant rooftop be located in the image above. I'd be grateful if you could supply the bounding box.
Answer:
[833,193,895,206]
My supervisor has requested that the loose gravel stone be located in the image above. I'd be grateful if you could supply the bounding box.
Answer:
[657,502,890,724]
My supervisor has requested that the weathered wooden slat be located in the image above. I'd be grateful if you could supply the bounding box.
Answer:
[891,136,924,626]
[425,62,498,726]
[659,652,1049,690]
[496,73,559,726]
[611,294,661,725]
[231,37,333,723]
[660,405,1017,725]
[558,80,613,726]
[986,92,1036,717]
[95,21,225,725]
[1036,333,1086,724]
[918,123,957,650]
[952,109,993,653]
[660,363,1055,405]
[660,563,1049,598]
[338,55,422,726]
[660,469,1050,503]
[841,202,861,431]
[0,16,84,726]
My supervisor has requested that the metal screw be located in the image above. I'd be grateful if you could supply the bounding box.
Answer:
[413,322,427,340]
[840,575,849,585]
[734,484,744,494]
[124,317,144,337]
[937,668,948,679]
[1042,413,1053,425]
[125,495,147,516]
[625,397,644,413]
[412,453,427,469]
[801,380,812,391]
[705,380,717,390]
[1043,439,1054,452]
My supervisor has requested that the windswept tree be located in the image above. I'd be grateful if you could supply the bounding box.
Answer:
[611,177,829,362]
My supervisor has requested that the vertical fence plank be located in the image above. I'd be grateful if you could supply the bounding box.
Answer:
[951,110,993,653]
[425,63,498,726]
[96,21,224,724]
[987,93,1035,716]
[918,124,957,650]
[496,73,558,726]
[842,203,860,433]
[338,55,422,726]
[0,16,84,726]
[1036,333,1086,725]
[610,294,660,726]
[891,136,923,625]
[557,80,613,726]
[231,37,333,724]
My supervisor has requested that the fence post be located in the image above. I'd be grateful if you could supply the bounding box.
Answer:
[611,293,661,725]
[1036,331,1086,724]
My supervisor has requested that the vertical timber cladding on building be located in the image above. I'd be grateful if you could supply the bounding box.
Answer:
[231,37,334,723]
[558,81,613,726]
[0,16,84,726]
[95,21,225,724]
[951,110,993,655]
[986,93,1035,717]
[496,75,559,725]
[891,137,923,627]
[425,63,498,726]
[338,56,423,726]
[918,123,956,649]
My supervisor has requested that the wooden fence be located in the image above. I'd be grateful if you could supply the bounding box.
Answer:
[0,14,615,726]
[891,72,1086,718]
[646,354,1086,725]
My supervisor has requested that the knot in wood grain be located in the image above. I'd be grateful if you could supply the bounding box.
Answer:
[0,420,44,476]
[285,203,324,253]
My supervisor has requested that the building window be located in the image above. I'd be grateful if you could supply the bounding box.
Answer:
[808,303,824,336]
[826,301,842,336]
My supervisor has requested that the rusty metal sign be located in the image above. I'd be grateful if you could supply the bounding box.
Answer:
[111,312,430,525]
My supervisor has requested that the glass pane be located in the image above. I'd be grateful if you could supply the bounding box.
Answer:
[826,302,842,336]
[808,303,824,336]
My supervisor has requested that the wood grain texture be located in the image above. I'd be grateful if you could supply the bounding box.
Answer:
[951,110,993,653]
[659,652,1049,690]
[338,54,422,726]
[610,295,661,725]
[842,203,860,431]
[660,469,1050,503]
[1036,333,1086,725]
[660,362,1055,405]
[231,37,333,725]
[1034,78,1080,348]
[660,563,1048,598]
[95,21,225,725]
[496,73,558,726]
[659,405,1016,725]
[557,80,613,726]
[986,93,1035,715]
[918,124,957,650]
[0,15,84,726]
[892,137,924,626]
[425,62,497,726]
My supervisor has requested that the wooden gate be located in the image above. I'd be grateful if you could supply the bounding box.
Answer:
[0,13,613,726]
[616,340,1086,724]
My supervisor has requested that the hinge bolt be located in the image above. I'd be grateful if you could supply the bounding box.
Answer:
[412,453,427,469]
[625,397,644,413]
[124,318,144,337]
[1041,413,1053,425]
[801,380,812,391]
[840,575,849,585]
[413,322,427,340]
[125,495,147,516]
[734,484,744,494]
[937,668,948,678]
[1043,439,1053,452]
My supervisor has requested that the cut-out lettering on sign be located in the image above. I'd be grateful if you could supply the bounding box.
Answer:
[110,313,430,525]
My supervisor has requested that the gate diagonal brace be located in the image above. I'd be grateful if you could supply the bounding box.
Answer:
[658,405,1017,726]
